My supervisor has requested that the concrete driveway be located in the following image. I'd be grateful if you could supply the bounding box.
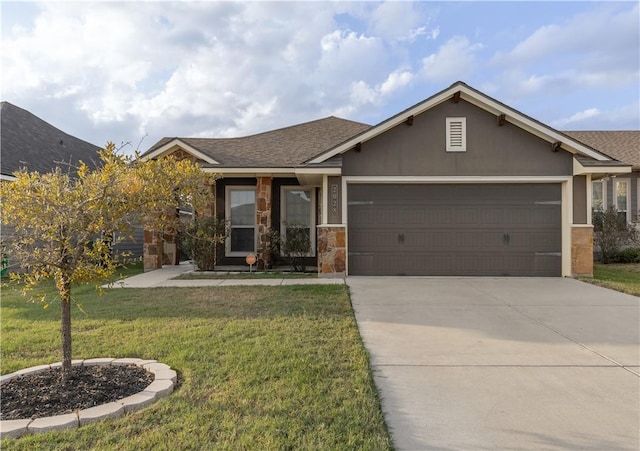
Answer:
[347,277,640,451]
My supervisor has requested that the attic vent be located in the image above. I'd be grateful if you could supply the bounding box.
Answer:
[446,117,466,152]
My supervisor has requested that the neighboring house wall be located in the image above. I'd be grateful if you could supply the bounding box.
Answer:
[113,226,144,261]
[593,172,640,223]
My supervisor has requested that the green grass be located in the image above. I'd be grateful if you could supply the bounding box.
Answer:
[1,277,392,449]
[174,271,317,280]
[580,263,640,296]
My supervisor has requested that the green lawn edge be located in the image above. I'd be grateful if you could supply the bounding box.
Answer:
[578,263,640,297]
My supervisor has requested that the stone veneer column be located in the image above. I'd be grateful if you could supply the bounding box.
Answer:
[255,177,272,270]
[143,230,163,271]
[317,226,346,276]
[162,232,178,266]
[571,226,593,277]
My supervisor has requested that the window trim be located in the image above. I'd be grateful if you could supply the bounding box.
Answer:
[225,185,257,257]
[280,186,316,257]
[614,178,631,223]
[446,117,467,152]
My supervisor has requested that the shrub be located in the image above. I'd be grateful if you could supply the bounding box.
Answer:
[612,248,640,264]
[180,217,227,270]
[593,207,639,264]
[268,223,311,272]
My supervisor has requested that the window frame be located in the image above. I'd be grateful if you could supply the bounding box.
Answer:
[280,186,316,257]
[225,186,257,257]
[614,178,631,223]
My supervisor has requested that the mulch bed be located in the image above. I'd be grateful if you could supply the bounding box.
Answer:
[1,365,154,420]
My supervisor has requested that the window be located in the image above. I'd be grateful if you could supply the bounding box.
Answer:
[446,117,466,152]
[281,187,315,256]
[226,187,256,255]
[592,180,605,211]
[614,179,630,223]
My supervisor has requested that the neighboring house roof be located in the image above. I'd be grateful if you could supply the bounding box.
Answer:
[0,101,102,178]
[307,81,619,165]
[563,131,640,169]
[143,116,371,168]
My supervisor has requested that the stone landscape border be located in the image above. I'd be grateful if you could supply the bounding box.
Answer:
[0,358,176,440]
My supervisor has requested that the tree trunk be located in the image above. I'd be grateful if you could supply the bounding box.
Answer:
[58,275,73,381]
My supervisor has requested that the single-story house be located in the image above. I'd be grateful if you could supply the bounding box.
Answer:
[142,81,633,277]
[0,101,144,267]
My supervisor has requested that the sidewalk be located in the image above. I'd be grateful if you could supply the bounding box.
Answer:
[106,262,345,288]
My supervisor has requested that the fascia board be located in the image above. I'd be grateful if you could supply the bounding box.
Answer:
[294,167,341,175]
[572,159,632,176]
[141,139,219,164]
[200,167,341,176]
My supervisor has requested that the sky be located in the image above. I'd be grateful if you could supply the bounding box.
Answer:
[1,1,639,154]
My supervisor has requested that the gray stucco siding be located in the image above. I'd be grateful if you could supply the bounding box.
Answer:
[342,99,573,177]
[573,175,588,224]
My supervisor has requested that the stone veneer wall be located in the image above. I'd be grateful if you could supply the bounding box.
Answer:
[256,177,272,270]
[318,226,346,276]
[571,226,593,277]
[143,230,162,271]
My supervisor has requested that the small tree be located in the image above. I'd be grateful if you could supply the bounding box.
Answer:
[179,216,228,270]
[593,207,639,264]
[0,144,212,380]
[268,223,311,272]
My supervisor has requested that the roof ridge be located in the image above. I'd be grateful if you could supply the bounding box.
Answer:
[156,116,370,144]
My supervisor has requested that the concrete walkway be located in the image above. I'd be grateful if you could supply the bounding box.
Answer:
[348,277,640,451]
[106,262,344,288]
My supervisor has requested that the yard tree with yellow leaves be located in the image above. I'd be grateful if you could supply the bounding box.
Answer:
[1,143,213,380]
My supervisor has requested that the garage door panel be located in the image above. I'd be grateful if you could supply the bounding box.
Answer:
[349,252,559,276]
[348,184,562,277]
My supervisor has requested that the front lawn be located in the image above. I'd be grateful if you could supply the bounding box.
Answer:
[1,281,391,449]
[580,263,640,296]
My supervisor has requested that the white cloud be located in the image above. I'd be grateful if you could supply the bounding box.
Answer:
[421,36,483,82]
[3,2,416,146]
[491,3,639,96]
[552,102,640,130]
[552,108,601,128]
[368,1,438,43]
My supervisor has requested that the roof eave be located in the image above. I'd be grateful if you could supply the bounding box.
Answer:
[573,158,632,176]
[141,138,220,165]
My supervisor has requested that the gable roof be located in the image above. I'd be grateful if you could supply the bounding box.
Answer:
[563,131,640,168]
[307,81,617,165]
[1,101,102,178]
[143,116,370,168]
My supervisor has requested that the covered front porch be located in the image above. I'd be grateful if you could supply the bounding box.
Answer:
[143,170,346,277]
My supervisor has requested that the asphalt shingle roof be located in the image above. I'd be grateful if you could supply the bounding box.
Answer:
[1,101,102,176]
[145,116,371,168]
[564,130,639,167]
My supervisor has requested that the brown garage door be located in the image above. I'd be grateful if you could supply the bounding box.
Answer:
[347,184,562,276]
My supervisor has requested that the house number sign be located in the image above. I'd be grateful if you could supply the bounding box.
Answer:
[330,184,339,215]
